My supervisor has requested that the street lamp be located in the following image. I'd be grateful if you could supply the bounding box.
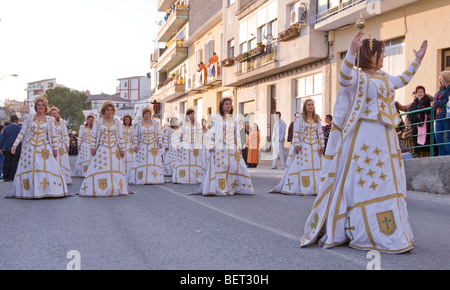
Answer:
[0,74,18,80]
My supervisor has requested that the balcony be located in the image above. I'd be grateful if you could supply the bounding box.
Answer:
[154,78,186,103]
[157,0,177,12]
[206,62,221,86]
[236,42,277,75]
[156,41,188,72]
[156,4,189,43]
[312,0,419,31]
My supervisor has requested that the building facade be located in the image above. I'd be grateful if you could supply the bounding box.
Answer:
[151,0,222,126]
[152,0,450,146]
[25,78,65,113]
[117,76,151,101]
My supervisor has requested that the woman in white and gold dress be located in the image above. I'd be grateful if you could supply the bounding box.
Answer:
[122,114,135,175]
[301,31,428,253]
[163,117,179,177]
[127,107,164,185]
[7,97,68,199]
[171,109,205,184]
[73,113,94,177]
[49,107,73,185]
[195,98,254,196]
[79,101,130,197]
[270,99,324,195]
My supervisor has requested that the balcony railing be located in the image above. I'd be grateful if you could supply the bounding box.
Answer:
[236,41,277,75]
[310,0,365,24]
[157,2,189,43]
[155,78,186,98]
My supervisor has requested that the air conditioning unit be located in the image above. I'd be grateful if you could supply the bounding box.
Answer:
[290,6,307,25]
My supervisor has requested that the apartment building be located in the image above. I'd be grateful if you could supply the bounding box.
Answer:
[117,76,151,101]
[151,0,222,125]
[319,0,450,108]
[222,0,329,149]
[25,78,65,113]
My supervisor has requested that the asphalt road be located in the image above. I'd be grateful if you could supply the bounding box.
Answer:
[0,156,449,270]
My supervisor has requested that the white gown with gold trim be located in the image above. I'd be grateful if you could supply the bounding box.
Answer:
[163,126,177,177]
[123,124,135,175]
[127,119,164,185]
[195,114,254,196]
[79,118,129,197]
[301,50,420,253]
[271,115,324,195]
[53,119,73,184]
[73,124,92,177]
[171,121,205,184]
[7,115,68,199]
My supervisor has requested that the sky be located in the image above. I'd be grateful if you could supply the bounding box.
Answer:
[0,0,162,102]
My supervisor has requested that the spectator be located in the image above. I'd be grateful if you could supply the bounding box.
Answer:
[397,85,432,157]
[431,70,450,155]
[271,111,286,169]
[240,121,249,166]
[322,114,333,154]
[287,113,299,143]
[247,123,260,168]
[400,118,418,159]
[0,115,22,181]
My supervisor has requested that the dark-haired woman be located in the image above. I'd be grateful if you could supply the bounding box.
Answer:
[397,86,432,157]
[195,97,254,196]
[171,109,204,184]
[73,113,95,177]
[301,31,428,253]
[122,114,135,174]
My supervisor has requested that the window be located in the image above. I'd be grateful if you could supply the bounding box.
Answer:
[227,0,235,6]
[383,37,405,102]
[295,73,323,118]
[227,39,235,58]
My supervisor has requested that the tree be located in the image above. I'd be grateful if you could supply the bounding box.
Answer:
[44,87,91,130]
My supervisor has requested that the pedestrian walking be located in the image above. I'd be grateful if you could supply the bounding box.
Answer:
[271,111,286,169]
[6,97,68,199]
[247,123,260,168]
[0,115,22,181]
[301,31,427,253]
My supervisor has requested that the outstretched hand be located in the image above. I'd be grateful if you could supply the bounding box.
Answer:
[350,30,364,55]
[414,40,428,62]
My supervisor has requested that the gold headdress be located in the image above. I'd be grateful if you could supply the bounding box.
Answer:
[141,106,152,117]
[33,96,49,113]
[100,99,116,116]
[49,105,59,113]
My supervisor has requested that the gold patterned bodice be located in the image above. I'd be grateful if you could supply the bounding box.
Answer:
[138,123,158,145]
[302,120,320,145]
[29,119,50,146]
[54,122,64,143]
[124,126,133,144]
[84,127,92,145]
[100,122,118,148]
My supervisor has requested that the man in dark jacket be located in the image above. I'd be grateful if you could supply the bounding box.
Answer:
[0,115,22,181]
